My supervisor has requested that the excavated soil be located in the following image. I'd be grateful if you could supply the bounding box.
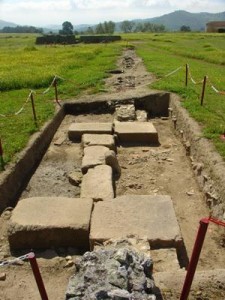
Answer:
[0,49,225,300]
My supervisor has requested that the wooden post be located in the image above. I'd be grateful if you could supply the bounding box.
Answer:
[53,77,61,107]
[200,76,207,106]
[185,64,188,87]
[30,92,38,127]
[0,138,5,171]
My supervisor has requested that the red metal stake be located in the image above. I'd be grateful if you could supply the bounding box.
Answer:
[28,252,49,300]
[180,218,209,300]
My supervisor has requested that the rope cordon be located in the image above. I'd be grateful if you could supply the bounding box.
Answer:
[0,253,30,267]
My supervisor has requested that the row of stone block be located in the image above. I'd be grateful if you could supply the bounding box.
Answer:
[68,121,159,145]
[8,195,183,255]
[80,132,117,201]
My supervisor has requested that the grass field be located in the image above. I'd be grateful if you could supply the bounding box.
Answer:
[122,32,225,158]
[0,32,225,167]
[0,34,123,164]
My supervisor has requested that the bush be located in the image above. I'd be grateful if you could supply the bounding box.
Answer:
[36,35,76,45]
[79,35,121,44]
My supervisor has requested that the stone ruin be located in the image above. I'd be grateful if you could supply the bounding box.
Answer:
[66,238,156,300]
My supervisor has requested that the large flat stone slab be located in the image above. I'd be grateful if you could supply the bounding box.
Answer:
[82,134,115,150]
[114,122,159,144]
[81,165,114,202]
[81,146,109,174]
[90,195,182,250]
[68,123,113,141]
[81,146,119,175]
[8,197,93,250]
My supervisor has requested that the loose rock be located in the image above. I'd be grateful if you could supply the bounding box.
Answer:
[0,273,6,281]
[65,246,156,300]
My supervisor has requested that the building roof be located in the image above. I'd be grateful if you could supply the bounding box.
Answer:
[206,21,225,26]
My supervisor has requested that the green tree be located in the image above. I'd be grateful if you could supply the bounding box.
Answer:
[95,23,104,34]
[180,25,191,32]
[95,21,115,34]
[86,26,94,34]
[59,21,74,35]
[107,21,115,34]
[120,20,135,33]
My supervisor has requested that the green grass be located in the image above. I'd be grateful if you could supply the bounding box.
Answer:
[0,33,123,164]
[122,32,225,159]
[1,32,225,166]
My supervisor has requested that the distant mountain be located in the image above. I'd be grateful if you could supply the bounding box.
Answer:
[1,10,225,33]
[140,10,225,31]
[0,19,18,29]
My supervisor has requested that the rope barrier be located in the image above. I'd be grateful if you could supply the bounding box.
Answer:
[164,66,183,77]
[187,64,204,85]
[0,65,224,119]
[207,77,225,95]
[0,252,49,299]
[0,253,30,267]
[31,76,57,96]
[0,91,32,118]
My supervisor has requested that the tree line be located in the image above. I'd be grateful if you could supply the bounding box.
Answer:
[0,21,192,35]
[79,20,166,34]
[0,26,43,33]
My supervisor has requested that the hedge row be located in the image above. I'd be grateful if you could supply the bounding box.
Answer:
[36,35,76,45]
[36,35,121,45]
[79,35,121,43]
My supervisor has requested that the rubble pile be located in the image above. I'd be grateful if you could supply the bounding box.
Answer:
[66,246,156,300]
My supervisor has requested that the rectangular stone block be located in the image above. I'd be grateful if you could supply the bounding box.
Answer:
[68,123,113,141]
[114,122,159,144]
[81,146,109,174]
[81,165,114,202]
[82,134,115,151]
[90,195,183,250]
[8,197,93,250]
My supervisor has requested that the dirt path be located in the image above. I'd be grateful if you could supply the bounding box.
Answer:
[0,49,225,300]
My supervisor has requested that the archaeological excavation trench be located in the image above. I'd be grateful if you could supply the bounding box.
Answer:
[0,51,225,299]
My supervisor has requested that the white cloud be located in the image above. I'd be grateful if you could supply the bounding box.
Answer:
[0,0,224,26]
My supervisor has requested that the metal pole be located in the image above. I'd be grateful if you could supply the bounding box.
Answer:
[200,76,207,106]
[180,218,209,300]
[28,252,49,300]
[185,64,188,87]
[0,138,5,171]
[30,92,38,127]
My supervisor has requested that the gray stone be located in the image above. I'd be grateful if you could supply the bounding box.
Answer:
[105,149,121,177]
[136,110,148,122]
[8,197,93,250]
[82,147,120,175]
[65,246,156,300]
[82,134,115,150]
[114,122,159,144]
[68,123,113,141]
[81,146,109,174]
[68,171,82,186]
[115,104,136,121]
[0,273,6,281]
[80,165,114,202]
[90,195,183,250]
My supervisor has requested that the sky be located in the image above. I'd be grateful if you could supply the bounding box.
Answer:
[0,0,224,27]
